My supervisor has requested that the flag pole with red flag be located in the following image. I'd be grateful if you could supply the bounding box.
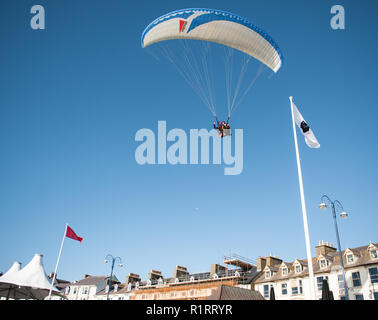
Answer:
[48,224,83,299]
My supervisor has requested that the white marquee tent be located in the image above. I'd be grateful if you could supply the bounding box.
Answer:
[1,261,22,278]
[0,254,61,300]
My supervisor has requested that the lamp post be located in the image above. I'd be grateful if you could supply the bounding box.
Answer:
[104,254,123,300]
[319,195,349,300]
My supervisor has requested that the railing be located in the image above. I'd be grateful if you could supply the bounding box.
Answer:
[223,253,257,266]
[136,268,256,289]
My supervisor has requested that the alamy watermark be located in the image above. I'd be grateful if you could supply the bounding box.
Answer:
[30,5,45,30]
[135,121,243,176]
[330,5,345,30]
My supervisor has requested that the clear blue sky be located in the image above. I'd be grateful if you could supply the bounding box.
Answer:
[1,0,377,283]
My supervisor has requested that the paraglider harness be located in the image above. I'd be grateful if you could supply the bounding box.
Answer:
[214,117,231,138]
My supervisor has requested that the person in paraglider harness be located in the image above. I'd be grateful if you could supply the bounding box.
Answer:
[213,120,231,138]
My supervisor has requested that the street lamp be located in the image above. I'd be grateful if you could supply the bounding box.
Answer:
[104,254,123,300]
[319,195,349,300]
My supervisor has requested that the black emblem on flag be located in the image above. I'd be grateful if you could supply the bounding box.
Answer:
[300,121,310,133]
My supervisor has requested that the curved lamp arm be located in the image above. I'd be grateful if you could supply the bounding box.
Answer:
[333,200,344,213]
[320,195,333,208]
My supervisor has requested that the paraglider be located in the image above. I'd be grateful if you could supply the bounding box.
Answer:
[141,8,283,133]
[214,119,230,138]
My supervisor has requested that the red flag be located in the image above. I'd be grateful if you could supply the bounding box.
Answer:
[66,225,83,242]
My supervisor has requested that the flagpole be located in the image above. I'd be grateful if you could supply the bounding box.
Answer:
[289,96,316,300]
[48,223,68,300]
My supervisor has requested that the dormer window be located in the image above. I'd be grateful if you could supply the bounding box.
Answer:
[320,259,327,268]
[282,267,288,276]
[295,265,302,273]
[265,270,271,278]
[346,253,354,263]
[370,248,378,259]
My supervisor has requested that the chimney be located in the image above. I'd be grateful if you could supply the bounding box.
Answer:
[126,273,141,285]
[266,255,282,267]
[148,270,163,281]
[173,265,189,279]
[256,257,266,271]
[315,240,337,257]
[210,264,226,275]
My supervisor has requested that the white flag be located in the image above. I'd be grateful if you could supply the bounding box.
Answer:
[290,97,320,149]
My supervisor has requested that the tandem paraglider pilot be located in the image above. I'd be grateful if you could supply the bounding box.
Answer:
[213,120,231,138]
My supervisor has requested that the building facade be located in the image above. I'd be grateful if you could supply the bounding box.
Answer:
[254,241,378,300]
[62,260,260,300]
[59,241,378,300]
[112,262,259,300]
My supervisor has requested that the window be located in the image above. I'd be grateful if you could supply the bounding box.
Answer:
[374,292,378,300]
[368,267,378,284]
[338,274,345,289]
[281,283,288,295]
[73,287,77,294]
[282,268,288,276]
[370,249,378,259]
[292,286,298,295]
[317,276,323,291]
[299,280,303,294]
[265,270,271,278]
[346,254,354,263]
[320,259,327,268]
[295,265,301,273]
[352,272,361,287]
[316,276,328,291]
[263,285,270,299]
[355,294,364,300]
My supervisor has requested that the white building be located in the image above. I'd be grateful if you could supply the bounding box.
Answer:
[254,241,378,300]
[65,274,120,300]
[95,282,132,300]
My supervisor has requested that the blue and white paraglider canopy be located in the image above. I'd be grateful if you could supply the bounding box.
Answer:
[142,8,283,72]
[142,8,283,120]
